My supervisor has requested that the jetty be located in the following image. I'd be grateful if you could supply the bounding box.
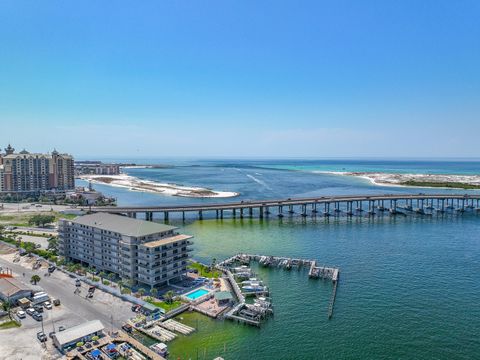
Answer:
[85,193,480,221]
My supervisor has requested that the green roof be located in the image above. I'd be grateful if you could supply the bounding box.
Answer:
[71,213,177,237]
[214,291,233,301]
[142,302,160,312]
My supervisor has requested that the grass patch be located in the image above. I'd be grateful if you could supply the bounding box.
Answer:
[401,181,480,190]
[187,261,220,278]
[0,320,20,329]
[0,211,76,227]
[145,298,183,312]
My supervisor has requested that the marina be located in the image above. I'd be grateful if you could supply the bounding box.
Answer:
[217,253,340,324]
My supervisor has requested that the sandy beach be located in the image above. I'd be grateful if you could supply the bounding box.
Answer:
[315,171,480,189]
[78,174,239,198]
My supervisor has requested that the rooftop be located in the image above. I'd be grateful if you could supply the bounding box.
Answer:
[141,233,193,248]
[214,291,234,301]
[68,213,177,237]
[53,320,104,346]
[0,277,30,297]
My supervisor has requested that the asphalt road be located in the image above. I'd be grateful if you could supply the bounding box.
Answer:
[0,254,132,331]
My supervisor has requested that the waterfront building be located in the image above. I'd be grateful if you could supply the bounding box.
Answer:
[74,161,120,176]
[58,213,193,288]
[52,320,105,352]
[0,145,74,194]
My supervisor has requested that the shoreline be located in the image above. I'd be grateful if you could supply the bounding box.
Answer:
[77,174,239,198]
[314,171,480,190]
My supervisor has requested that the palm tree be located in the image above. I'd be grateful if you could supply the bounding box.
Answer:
[151,288,158,299]
[108,273,116,281]
[137,288,146,297]
[98,271,107,283]
[31,274,41,285]
[164,290,175,304]
[1,297,12,320]
[117,280,125,292]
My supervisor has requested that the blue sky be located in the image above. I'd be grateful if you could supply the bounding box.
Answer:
[0,1,479,158]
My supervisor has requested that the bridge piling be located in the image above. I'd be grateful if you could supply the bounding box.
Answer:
[90,194,479,222]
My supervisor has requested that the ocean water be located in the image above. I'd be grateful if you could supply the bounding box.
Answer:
[80,160,480,359]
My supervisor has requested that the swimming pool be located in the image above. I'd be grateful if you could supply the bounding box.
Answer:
[185,288,209,300]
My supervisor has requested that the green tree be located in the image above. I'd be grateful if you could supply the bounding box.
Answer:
[1,298,13,320]
[164,290,175,304]
[31,274,41,285]
[98,271,107,283]
[151,288,158,299]
[117,280,125,292]
[137,288,146,297]
[23,242,36,255]
[28,214,55,227]
[211,257,217,270]
[47,237,58,252]
[121,287,131,295]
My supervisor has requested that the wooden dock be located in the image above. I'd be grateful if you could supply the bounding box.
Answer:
[159,319,195,335]
[219,253,340,319]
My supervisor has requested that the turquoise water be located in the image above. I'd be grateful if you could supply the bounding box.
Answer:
[82,159,480,359]
[186,288,209,300]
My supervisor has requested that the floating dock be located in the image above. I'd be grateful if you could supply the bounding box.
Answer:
[158,319,195,335]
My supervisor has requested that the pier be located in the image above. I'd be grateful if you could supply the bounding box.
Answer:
[86,193,480,222]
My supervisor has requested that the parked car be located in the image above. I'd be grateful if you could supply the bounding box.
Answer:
[49,331,56,339]
[43,301,52,310]
[58,325,65,331]
[26,307,36,316]
[16,310,26,319]
[52,298,61,306]
[37,331,47,342]
[75,279,81,287]
[32,312,43,321]
[121,324,133,333]
[48,265,56,273]
[34,305,44,313]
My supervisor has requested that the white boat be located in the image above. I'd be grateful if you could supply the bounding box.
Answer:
[242,285,266,292]
[233,265,249,273]
[241,279,263,285]
[150,342,168,357]
[235,272,252,279]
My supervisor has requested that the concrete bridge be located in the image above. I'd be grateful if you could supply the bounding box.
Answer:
[85,193,480,221]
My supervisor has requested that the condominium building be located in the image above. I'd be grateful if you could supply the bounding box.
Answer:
[0,144,74,193]
[74,161,120,176]
[58,213,193,288]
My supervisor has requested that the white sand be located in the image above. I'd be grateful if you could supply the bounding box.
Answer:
[314,171,480,189]
[78,174,239,198]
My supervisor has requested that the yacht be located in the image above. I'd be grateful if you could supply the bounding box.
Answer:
[150,343,168,357]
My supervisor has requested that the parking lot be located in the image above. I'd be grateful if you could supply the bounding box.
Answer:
[0,250,134,359]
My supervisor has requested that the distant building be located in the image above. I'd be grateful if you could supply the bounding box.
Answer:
[58,213,193,288]
[0,144,74,194]
[74,161,120,176]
